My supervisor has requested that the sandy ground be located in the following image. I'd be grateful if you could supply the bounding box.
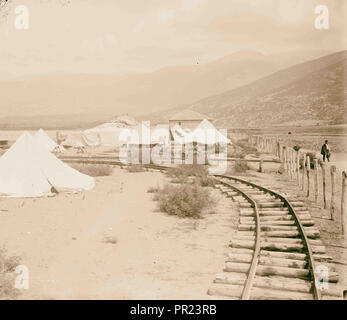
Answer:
[329,152,347,172]
[0,167,235,300]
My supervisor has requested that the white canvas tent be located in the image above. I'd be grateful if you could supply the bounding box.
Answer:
[62,133,85,148]
[77,115,140,148]
[34,129,65,152]
[83,126,126,147]
[0,132,95,198]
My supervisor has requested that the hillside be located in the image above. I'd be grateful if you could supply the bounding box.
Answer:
[0,50,330,129]
[147,51,346,128]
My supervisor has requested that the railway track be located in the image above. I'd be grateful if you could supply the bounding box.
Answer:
[208,175,343,300]
[58,156,343,299]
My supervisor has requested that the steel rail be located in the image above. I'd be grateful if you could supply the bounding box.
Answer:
[216,174,322,300]
[218,179,261,300]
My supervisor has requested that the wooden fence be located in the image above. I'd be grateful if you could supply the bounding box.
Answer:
[248,135,347,238]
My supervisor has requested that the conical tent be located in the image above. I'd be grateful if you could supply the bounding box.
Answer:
[0,132,55,198]
[34,129,65,152]
[0,132,95,198]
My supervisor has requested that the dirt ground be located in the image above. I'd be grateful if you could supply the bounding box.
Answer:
[0,167,236,300]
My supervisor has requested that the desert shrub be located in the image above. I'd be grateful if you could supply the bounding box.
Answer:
[293,145,301,152]
[147,185,160,193]
[234,139,258,152]
[167,164,207,178]
[72,163,113,177]
[167,165,216,187]
[126,164,145,173]
[153,183,215,218]
[0,249,21,299]
[234,160,249,173]
[198,175,216,187]
[170,175,188,184]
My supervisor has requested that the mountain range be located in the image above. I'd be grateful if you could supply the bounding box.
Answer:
[146,50,346,128]
[0,49,334,129]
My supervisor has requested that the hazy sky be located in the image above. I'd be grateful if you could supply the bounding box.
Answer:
[0,0,345,79]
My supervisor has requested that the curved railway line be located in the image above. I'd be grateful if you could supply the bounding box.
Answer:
[59,155,343,300]
[209,175,342,300]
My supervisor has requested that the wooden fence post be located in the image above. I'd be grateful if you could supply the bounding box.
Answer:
[296,151,300,185]
[283,146,287,174]
[306,155,310,198]
[289,148,294,179]
[314,159,319,204]
[262,137,265,152]
[291,149,296,180]
[274,139,277,156]
[290,148,295,180]
[287,148,291,179]
[259,159,263,173]
[330,165,336,221]
[302,153,306,191]
[341,171,347,237]
[321,163,327,209]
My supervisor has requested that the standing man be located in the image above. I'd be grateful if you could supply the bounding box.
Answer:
[321,140,331,162]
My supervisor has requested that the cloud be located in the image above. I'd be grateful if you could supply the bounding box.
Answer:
[0,0,345,79]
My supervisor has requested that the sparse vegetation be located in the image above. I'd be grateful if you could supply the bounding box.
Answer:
[152,183,215,219]
[198,175,216,187]
[147,185,160,193]
[72,163,113,177]
[167,164,215,187]
[234,159,249,173]
[167,164,207,179]
[229,138,258,158]
[0,248,21,299]
[126,164,145,173]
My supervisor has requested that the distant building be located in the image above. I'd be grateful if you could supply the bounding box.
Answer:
[169,110,214,131]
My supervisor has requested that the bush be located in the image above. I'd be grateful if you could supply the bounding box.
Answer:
[147,185,160,193]
[293,145,301,152]
[153,183,215,218]
[198,175,216,187]
[167,164,207,179]
[234,160,249,173]
[126,164,145,173]
[230,139,258,157]
[167,165,215,187]
[72,163,113,177]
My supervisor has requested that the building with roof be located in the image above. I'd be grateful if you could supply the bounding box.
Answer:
[169,110,214,131]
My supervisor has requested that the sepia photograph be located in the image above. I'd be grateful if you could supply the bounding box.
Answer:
[0,0,346,307]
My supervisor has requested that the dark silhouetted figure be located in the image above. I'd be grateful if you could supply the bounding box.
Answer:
[321,140,331,162]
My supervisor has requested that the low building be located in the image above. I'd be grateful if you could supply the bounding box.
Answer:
[169,110,214,131]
